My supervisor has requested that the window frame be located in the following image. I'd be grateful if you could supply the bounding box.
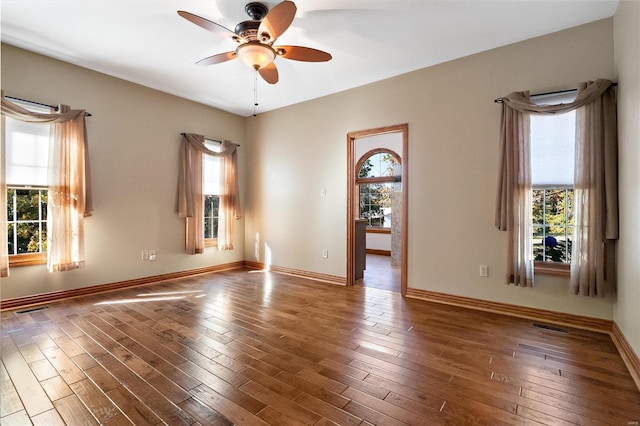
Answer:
[529,93,576,276]
[202,139,222,248]
[355,148,401,230]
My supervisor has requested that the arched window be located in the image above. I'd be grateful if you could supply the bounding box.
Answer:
[356,149,401,228]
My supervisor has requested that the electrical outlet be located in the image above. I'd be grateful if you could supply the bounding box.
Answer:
[149,250,156,261]
[480,265,488,277]
[322,249,328,258]
[142,250,149,260]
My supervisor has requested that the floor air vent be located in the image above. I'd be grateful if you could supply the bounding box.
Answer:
[533,322,568,333]
[16,306,49,314]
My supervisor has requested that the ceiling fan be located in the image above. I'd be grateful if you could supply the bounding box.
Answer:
[178,1,332,84]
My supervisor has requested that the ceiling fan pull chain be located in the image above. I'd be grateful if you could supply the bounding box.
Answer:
[253,68,259,116]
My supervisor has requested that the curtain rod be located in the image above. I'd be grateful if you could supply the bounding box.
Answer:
[5,95,92,117]
[180,132,240,147]
[494,82,617,103]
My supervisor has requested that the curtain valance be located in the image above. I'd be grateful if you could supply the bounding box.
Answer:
[1,95,85,123]
[500,79,613,115]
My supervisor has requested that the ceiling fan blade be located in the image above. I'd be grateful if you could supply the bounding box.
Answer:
[177,11,245,43]
[275,45,332,62]
[196,51,237,66]
[258,1,297,43]
[258,62,279,84]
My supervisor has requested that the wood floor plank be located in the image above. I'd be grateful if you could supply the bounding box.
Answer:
[293,391,363,426]
[69,378,123,423]
[239,380,322,425]
[0,410,32,426]
[53,393,99,425]
[2,268,639,426]
[0,360,24,417]
[179,396,233,426]
[192,384,271,426]
[40,375,74,401]
[31,408,66,426]
[106,386,163,426]
[1,335,54,416]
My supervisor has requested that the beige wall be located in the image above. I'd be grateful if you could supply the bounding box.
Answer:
[245,18,616,319]
[1,44,247,300]
[614,1,640,358]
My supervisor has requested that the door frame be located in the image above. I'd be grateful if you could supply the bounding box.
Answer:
[346,123,408,295]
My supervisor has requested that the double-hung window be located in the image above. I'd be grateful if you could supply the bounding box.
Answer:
[530,92,576,272]
[5,101,51,266]
[202,140,221,246]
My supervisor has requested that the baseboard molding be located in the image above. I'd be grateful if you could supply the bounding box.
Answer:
[611,321,640,390]
[366,249,391,256]
[405,287,613,333]
[0,261,245,312]
[244,261,347,286]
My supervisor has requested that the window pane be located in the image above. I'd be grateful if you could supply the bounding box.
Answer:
[544,230,569,263]
[16,222,42,254]
[204,217,213,239]
[7,189,15,221]
[358,153,398,178]
[532,189,544,225]
[533,225,545,261]
[41,191,48,220]
[7,224,15,255]
[15,190,40,220]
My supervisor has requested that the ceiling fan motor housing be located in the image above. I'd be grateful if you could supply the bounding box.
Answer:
[236,3,271,41]
[245,2,268,20]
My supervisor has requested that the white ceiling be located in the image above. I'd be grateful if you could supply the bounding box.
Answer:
[1,0,618,117]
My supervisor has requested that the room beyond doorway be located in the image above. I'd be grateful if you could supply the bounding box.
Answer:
[347,124,408,295]
[357,253,401,292]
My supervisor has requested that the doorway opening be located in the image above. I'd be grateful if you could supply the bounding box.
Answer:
[347,124,408,295]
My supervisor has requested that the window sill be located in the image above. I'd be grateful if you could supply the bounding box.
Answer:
[9,253,47,267]
[204,238,218,248]
[534,261,570,277]
[366,228,391,234]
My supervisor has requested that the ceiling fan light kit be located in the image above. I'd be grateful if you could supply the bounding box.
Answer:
[237,42,276,70]
[178,0,332,85]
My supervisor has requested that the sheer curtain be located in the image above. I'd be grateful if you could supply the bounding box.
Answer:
[495,93,534,287]
[495,79,618,296]
[1,94,92,276]
[176,133,241,254]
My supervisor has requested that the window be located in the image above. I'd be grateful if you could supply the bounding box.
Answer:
[4,101,51,266]
[356,149,400,228]
[203,140,221,246]
[530,91,576,270]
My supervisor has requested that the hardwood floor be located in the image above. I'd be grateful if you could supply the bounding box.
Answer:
[358,254,400,293]
[2,268,639,425]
